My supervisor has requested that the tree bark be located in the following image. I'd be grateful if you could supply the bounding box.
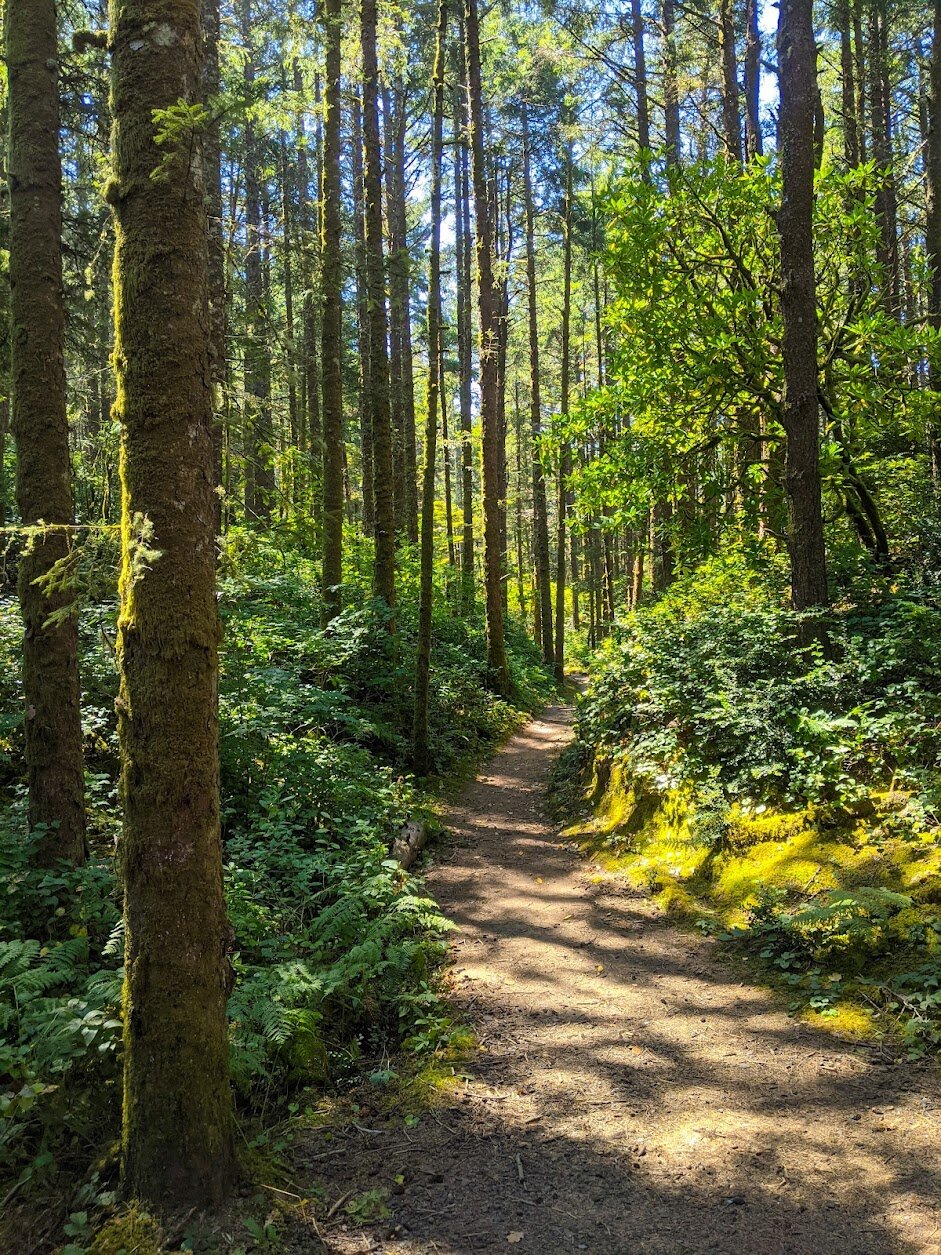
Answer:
[453,63,475,605]
[414,0,447,774]
[522,103,553,665]
[719,0,743,165]
[109,0,236,1206]
[777,0,830,613]
[928,0,941,483]
[8,0,87,865]
[321,0,344,620]
[744,0,762,158]
[464,0,509,691]
[361,0,396,613]
[203,0,225,537]
[554,139,573,682]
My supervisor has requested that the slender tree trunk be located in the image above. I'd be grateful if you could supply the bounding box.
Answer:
[777,0,829,614]
[414,0,447,774]
[203,0,225,536]
[278,130,300,507]
[8,0,86,865]
[522,104,553,665]
[384,83,419,543]
[719,0,743,164]
[464,0,509,691]
[839,0,861,165]
[928,0,941,483]
[321,0,344,620]
[868,0,899,313]
[662,0,681,159]
[631,0,651,163]
[454,67,475,605]
[744,0,762,158]
[441,350,456,567]
[554,140,573,682]
[241,0,274,521]
[351,93,375,535]
[109,0,235,1206]
[361,0,396,612]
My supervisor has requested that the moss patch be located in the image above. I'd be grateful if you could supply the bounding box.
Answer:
[570,753,941,1052]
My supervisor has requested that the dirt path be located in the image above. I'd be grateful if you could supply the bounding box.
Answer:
[304,700,941,1254]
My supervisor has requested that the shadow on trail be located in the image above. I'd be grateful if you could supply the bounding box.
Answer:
[292,701,941,1255]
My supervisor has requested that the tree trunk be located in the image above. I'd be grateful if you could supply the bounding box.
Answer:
[361,0,396,613]
[744,0,762,158]
[109,0,236,1206]
[631,0,651,162]
[203,0,225,537]
[241,0,274,522]
[464,0,509,691]
[352,92,375,535]
[554,140,573,682]
[719,0,743,164]
[777,0,830,614]
[454,64,475,605]
[414,0,447,774]
[321,0,344,621]
[839,0,861,166]
[662,0,681,159]
[8,0,86,865]
[928,0,941,483]
[868,0,899,313]
[522,103,553,665]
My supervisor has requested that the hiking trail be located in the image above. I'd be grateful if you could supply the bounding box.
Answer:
[301,697,941,1254]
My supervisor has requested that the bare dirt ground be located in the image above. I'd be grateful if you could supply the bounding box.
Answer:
[299,700,941,1254]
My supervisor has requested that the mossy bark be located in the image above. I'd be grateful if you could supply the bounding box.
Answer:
[7,0,87,866]
[320,0,344,622]
[109,0,235,1208]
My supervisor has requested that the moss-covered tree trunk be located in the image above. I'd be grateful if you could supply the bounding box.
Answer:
[109,0,236,1208]
[464,0,509,692]
[8,0,86,866]
[321,0,344,621]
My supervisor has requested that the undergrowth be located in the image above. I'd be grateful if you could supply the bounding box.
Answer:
[558,550,941,1055]
[0,533,554,1246]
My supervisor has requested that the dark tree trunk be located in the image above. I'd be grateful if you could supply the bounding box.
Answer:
[719,0,743,164]
[868,0,900,313]
[414,0,447,774]
[777,0,830,614]
[203,0,225,537]
[522,103,553,665]
[454,63,475,605]
[321,0,344,620]
[744,0,762,157]
[351,93,375,535]
[8,0,86,865]
[464,0,509,691]
[554,140,573,682]
[928,0,941,483]
[109,0,236,1206]
[361,0,396,613]
[662,0,681,159]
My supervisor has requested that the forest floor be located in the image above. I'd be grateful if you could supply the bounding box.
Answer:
[289,697,941,1255]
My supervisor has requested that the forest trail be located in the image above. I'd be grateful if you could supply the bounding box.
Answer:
[305,699,941,1255]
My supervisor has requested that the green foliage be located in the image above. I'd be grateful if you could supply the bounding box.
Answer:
[569,549,941,1051]
[0,537,548,1211]
[578,550,941,813]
